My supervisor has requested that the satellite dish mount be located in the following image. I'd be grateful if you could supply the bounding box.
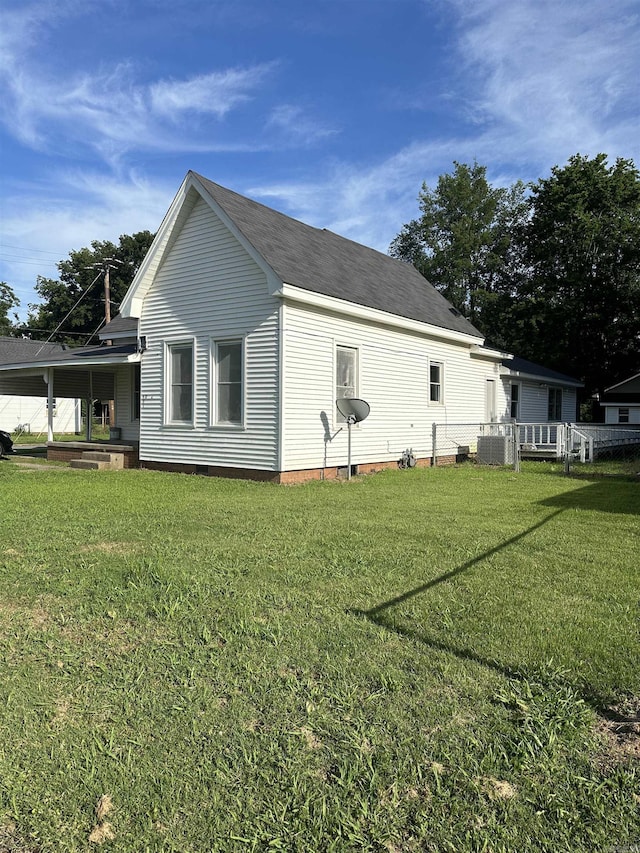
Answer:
[335,398,370,480]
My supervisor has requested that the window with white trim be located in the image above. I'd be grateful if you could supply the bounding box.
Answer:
[215,340,243,425]
[547,387,562,421]
[510,382,520,420]
[429,362,443,403]
[336,346,358,422]
[619,407,630,423]
[167,342,193,424]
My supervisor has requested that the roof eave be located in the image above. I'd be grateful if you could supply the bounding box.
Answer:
[0,352,141,372]
[277,283,484,346]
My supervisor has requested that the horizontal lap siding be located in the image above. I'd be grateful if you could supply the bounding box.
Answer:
[282,303,492,471]
[519,383,577,422]
[139,197,279,469]
[0,395,78,433]
[114,365,139,442]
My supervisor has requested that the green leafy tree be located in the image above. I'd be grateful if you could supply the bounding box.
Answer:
[0,282,20,336]
[515,154,640,395]
[389,161,528,336]
[27,231,155,345]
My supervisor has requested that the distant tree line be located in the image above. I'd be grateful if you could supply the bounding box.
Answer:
[390,154,640,409]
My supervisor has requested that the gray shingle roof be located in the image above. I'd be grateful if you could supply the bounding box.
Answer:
[503,356,582,386]
[0,337,67,365]
[101,315,138,336]
[194,173,483,340]
[0,337,137,368]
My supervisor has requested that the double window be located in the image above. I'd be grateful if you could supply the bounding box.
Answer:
[167,342,194,424]
[548,387,562,421]
[619,408,630,424]
[336,346,358,422]
[214,340,243,425]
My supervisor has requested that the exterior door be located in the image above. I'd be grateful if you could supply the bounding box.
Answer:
[485,379,497,422]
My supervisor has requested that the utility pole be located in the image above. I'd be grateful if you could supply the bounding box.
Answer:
[89,258,122,433]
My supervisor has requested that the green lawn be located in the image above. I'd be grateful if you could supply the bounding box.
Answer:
[0,462,638,852]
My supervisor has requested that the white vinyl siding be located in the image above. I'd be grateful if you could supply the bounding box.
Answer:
[0,395,79,434]
[281,301,490,471]
[501,379,577,423]
[138,196,279,470]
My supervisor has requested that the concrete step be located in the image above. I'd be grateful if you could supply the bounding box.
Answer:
[69,459,112,470]
[79,451,125,469]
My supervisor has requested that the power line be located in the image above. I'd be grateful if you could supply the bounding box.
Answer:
[0,243,62,256]
[33,271,102,358]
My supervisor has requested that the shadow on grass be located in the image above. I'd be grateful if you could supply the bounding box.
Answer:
[351,507,619,710]
[539,480,640,516]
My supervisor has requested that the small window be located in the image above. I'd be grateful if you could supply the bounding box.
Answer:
[336,346,358,421]
[619,408,630,424]
[547,387,562,421]
[430,362,443,403]
[510,383,520,420]
[168,342,193,424]
[215,340,243,425]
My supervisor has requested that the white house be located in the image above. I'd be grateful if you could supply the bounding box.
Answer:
[600,372,640,424]
[0,172,581,481]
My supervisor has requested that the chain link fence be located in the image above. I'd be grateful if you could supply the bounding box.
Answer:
[431,421,640,474]
[432,422,519,470]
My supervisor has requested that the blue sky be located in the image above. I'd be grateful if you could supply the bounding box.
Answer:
[1,0,639,322]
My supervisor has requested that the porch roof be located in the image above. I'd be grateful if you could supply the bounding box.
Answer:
[0,342,140,373]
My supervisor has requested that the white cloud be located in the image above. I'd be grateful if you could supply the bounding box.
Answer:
[449,0,640,167]
[266,104,338,145]
[0,2,279,162]
[150,64,278,118]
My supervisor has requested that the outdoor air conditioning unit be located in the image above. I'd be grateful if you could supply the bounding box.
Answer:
[477,435,514,465]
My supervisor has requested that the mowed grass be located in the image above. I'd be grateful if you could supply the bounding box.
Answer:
[0,462,638,852]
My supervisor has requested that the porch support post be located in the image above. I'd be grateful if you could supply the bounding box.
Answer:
[46,368,54,442]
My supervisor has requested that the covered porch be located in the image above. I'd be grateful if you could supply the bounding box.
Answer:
[0,342,141,464]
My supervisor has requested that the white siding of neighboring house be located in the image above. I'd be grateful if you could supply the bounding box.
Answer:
[0,394,80,434]
[138,196,280,470]
[281,300,496,471]
[604,405,640,424]
[502,379,577,423]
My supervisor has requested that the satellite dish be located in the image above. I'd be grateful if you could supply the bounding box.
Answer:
[335,398,370,479]
[336,397,370,424]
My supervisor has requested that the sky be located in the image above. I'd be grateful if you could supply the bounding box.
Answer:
[1,0,639,323]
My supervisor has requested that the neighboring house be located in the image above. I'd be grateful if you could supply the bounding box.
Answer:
[0,172,582,481]
[600,372,640,424]
[0,337,81,434]
[499,356,582,424]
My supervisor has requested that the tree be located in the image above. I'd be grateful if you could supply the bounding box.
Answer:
[389,161,528,336]
[0,282,20,336]
[515,154,640,396]
[27,231,155,345]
